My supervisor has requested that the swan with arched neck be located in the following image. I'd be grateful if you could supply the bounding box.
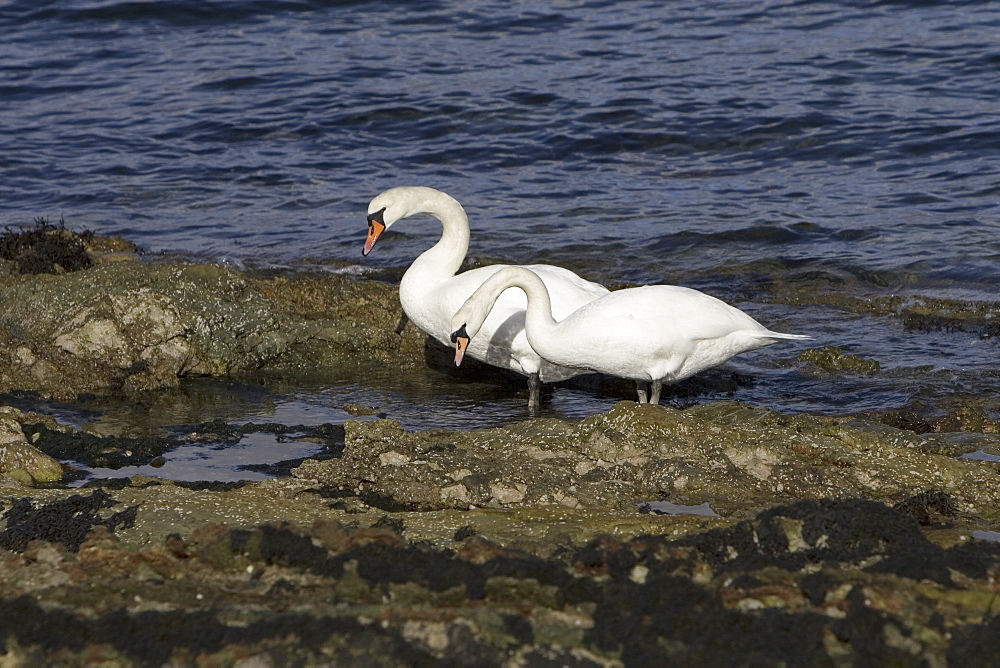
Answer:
[364,186,609,411]
[450,266,810,404]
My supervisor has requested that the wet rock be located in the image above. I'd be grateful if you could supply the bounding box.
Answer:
[765,271,1000,339]
[859,401,1000,445]
[1,496,999,664]
[0,412,62,483]
[344,402,383,417]
[24,422,175,470]
[949,615,1000,666]
[798,346,881,375]
[893,490,958,526]
[0,260,409,398]
[930,407,1000,434]
[897,298,1000,337]
[3,469,34,486]
[292,401,1000,523]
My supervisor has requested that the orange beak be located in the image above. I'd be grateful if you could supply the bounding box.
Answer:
[451,324,470,366]
[454,336,469,366]
[363,219,386,256]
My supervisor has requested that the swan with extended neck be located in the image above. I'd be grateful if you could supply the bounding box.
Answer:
[450,266,810,404]
[364,186,608,411]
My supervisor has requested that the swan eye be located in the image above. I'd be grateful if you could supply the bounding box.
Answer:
[367,207,386,226]
[450,324,469,343]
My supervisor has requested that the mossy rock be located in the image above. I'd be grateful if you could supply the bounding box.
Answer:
[798,346,880,374]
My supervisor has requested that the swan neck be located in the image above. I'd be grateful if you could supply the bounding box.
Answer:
[516,271,559,339]
[401,193,471,288]
[469,268,559,341]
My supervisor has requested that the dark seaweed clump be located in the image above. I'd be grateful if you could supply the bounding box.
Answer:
[0,217,92,274]
[0,596,433,667]
[0,490,136,552]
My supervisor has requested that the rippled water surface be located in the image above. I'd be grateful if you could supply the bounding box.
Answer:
[2,0,999,477]
[4,0,998,277]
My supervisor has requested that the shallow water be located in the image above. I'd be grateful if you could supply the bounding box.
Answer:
[643,501,720,518]
[66,432,326,487]
[2,0,999,480]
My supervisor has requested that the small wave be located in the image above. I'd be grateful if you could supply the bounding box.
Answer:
[10,0,386,28]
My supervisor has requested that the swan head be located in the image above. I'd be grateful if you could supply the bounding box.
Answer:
[364,188,412,256]
[449,324,470,367]
[363,206,386,256]
[449,268,510,365]
[364,186,465,256]
[450,297,494,366]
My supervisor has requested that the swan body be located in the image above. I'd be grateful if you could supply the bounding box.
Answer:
[364,186,609,409]
[451,267,810,404]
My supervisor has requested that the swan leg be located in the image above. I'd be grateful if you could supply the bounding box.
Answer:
[636,381,649,404]
[649,379,663,405]
[527,373,541,415]
[393,312,409,335]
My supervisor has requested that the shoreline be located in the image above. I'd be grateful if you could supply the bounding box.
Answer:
[2,228,1000,662]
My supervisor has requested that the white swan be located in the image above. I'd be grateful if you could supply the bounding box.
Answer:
[364,186,609,411]
[450,267,810,405]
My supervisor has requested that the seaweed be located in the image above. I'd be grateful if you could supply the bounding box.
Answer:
[0,216,93,274]
[0,489,136,552]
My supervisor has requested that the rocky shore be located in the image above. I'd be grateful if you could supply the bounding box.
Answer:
[2,226,1000,664]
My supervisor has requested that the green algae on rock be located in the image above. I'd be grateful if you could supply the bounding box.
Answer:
[292,401,1000,524]
[0,258,412,399]
[798,346,881,375]
[751,262,1000,339]
[0,225,432,399]
[0,409,62,483]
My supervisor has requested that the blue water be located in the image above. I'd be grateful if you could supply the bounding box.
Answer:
[3,1,1000,476]
[3,0,997,282]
